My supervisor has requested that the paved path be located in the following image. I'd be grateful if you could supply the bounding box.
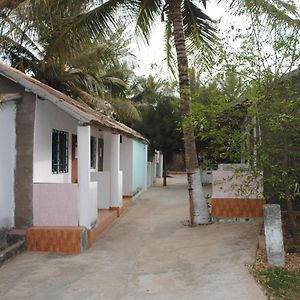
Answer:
[0,175,266,300]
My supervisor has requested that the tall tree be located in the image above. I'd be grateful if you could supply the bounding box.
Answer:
[167,0,213,224]
[120,0,214,224]
[190,69,247,168]
[215,1,300,240]
[10,0,218,224]
[2,0,298,225]
[131,76,184,186]
[0,0,140,122]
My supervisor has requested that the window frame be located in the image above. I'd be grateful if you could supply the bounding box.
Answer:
[90,136,97,169]
[52,129,69,174]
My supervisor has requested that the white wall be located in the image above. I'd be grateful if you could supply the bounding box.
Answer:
[91,171,110,209]
[132,140,148,195]
[103,131,112,172]
[90,127,103,172]
[33,100,104,182]
[212,170,264,199]
[120,136,133,196]
[103,132,123,207]
[0,102,16,228]
[33,99,78,183]
[89,182,98,224]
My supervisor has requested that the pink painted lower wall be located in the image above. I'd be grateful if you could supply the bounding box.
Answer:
[33,183,79,226]
[212,171,263,199]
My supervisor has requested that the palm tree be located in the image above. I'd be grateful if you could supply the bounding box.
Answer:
[42,0,216,224]
[0,0,140,122]
[3,1,297,224]
[0,0,216,224]
[166,1,214,224]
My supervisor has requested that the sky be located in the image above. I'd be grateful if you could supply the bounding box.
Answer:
[130,0,229,78]
[131,0,300,79]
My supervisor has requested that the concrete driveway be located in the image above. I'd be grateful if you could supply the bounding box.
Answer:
[0,175,266,300]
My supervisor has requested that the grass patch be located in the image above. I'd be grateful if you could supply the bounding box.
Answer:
[254,267,300,299]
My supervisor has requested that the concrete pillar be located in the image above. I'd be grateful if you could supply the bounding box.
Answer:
[110,134,122,207]
[77,125,91,228]
[264,204,285,266]
[144,144,148,190]
[159,152,163,178]
[120,137,133,196]
[15,93,36,228]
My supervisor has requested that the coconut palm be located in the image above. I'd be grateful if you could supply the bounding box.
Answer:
[60,0,217,224]
[0,0,140,122]
[4,0,298,225]
[35,0,216,224]
[0,0,213,224]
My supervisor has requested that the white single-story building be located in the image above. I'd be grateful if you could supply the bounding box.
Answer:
[0,62,149,252]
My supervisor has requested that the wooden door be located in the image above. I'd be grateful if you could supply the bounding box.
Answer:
[98,138,104,171]
[71,134,78,183]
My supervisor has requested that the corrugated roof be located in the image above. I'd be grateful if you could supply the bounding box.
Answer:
[0,62,147,142]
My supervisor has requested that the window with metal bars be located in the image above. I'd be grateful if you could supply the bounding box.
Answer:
[90,136,96,169]
[52,129,69,173]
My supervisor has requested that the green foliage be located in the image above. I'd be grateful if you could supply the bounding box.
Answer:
[190,68,247,168]
[131,76,183,165]
[223,0,300,30]
[0,0,140,122]
[258,267,300,299]
[253,76,300,204]
[191,2,300,205]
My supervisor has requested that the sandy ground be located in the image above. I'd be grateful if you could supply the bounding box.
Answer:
[0,175,266,300]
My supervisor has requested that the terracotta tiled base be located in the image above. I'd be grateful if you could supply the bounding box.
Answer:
[119,197,132,216]
[87,209,118,248]
[87,197,133,248]
[27,226,86,253]
[211,198,266,218]
[27,198,133,253]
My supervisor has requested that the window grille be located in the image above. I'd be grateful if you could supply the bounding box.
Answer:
[52,129,68,173]
[90,136,96,169]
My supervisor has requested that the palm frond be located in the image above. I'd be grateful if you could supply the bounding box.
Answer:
[73,87,106,110]
[0,35,40,72]
[109,96,142,122]
[182,0,218,56]
[222,0,300,29]
[47,0,132,55]
[0,0,28,13]
[0,17,43,57]
[163,16,177,77]
[134,0,164,44]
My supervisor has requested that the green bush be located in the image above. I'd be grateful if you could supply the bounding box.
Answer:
[261,267,300,299]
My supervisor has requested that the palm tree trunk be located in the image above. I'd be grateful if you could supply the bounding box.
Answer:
[163,156,167,187]
[168,0,210,224]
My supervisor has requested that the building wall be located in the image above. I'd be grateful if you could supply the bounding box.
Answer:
[90,127,103,172]
[91,171,110,208]
[33,183,78,226]
[0,101,16,228]
[120,136,133,196]
[103,132,112,172]
[0,75,35,228]
[15,93,36,227]
[211,170,265,219]
[33,100,102,227]
[212,170,263,199]
[132,140,147,195]
[33,99,80,183]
